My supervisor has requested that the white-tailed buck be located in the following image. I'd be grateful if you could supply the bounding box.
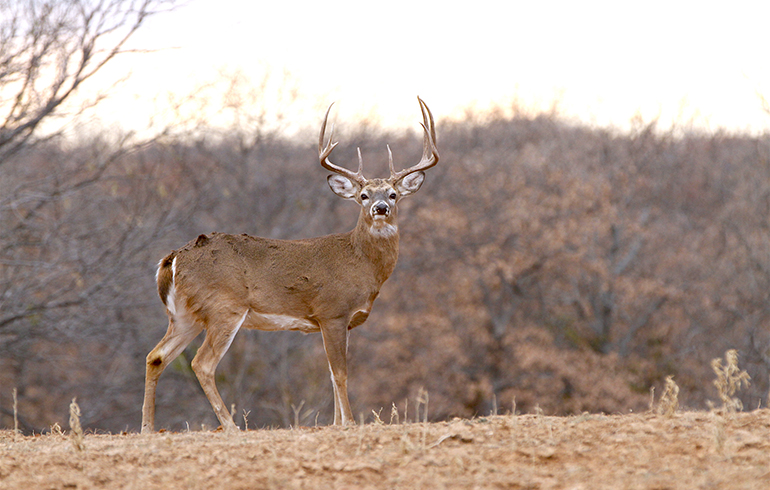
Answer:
[141,97,439,433]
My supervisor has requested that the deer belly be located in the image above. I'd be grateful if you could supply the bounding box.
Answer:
[244,311,320,333]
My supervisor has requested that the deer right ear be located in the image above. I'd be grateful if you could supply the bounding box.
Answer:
[327,174,358,199]
[395,171,425,197]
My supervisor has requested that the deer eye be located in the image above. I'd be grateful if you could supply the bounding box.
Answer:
[389,193,397,200]
[360,193,369,201]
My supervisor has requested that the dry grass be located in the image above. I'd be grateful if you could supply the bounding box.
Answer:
[1,410,769,489]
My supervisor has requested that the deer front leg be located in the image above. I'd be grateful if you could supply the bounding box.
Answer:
[320,320,354,425]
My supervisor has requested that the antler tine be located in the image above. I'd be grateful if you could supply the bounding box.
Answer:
[419,96,437,156]
[319,103,366,185]
[389,96,440,182]
[356,148,364,175]
[318,103,336,157]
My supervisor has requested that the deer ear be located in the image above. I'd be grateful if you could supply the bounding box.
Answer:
[395,171,425,197]
[327,174,358,199]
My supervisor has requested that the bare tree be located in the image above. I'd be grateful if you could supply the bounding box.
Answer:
[0,0,175,162]
[0,0,180,432]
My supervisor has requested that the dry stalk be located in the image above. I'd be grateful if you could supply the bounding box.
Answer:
[390,402,400,425]
[416,388,429,424]
[656,376,680,418]
[291,400,305,428]
[12,388,19,440]
[707,349,750,454]
[50,422,64,437]
[711,349,751,414]
[371,407,384,425]
[648,386,655,413]
[69,398,85,451]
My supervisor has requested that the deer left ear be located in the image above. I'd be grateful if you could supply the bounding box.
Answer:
[395,171,425,197]
[327,174,358,199]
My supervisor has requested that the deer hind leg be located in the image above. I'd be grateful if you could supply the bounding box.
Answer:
[320,320,354,425]
[190,310,248,432]
[142,315,203,434]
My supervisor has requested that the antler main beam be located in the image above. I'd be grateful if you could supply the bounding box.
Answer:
[389,96,440,183]
[318,103,366,186]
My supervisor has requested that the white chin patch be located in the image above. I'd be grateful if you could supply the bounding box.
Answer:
[369,223,398,238]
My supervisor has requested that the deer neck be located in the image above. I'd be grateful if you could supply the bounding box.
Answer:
[351,211,400,284]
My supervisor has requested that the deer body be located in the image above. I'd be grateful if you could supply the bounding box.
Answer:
[159,221,398,335]
[141,98,438,434]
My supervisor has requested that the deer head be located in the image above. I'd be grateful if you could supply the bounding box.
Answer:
[318,97,439,236]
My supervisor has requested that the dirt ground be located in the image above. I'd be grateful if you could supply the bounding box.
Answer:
[1,410,769,489]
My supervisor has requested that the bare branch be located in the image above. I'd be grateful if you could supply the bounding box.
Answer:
[0,0,176,162]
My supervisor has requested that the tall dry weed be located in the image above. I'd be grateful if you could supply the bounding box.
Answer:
[710,349,750,414]
[656,376,680,417]
[50,422,64,436]
[371,407,385,425]
[389,402,400,425]
[415,388,429,424]
[69,398,85,451]
[12,388,19,440]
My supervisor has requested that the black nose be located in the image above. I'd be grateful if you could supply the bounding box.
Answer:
[374,203,389,215]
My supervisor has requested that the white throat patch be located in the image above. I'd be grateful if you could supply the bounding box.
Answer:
[369,222,398,238]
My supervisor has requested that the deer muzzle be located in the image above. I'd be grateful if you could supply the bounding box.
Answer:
[372,201,390,218]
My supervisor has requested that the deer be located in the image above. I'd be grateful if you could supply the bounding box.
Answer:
[141,97,439,433]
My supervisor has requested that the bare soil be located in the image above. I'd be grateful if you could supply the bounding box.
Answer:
[1,410,769,489]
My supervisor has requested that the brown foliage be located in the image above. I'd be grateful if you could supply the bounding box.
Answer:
[2,106,770,432]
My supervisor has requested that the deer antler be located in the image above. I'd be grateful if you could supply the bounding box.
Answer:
[319,103,367,186]
[389,97,440,183]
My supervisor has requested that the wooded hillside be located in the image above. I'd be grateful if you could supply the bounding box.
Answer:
[2,106,770,432]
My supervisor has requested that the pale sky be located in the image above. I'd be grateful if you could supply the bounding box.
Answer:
[95,0,770,134]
